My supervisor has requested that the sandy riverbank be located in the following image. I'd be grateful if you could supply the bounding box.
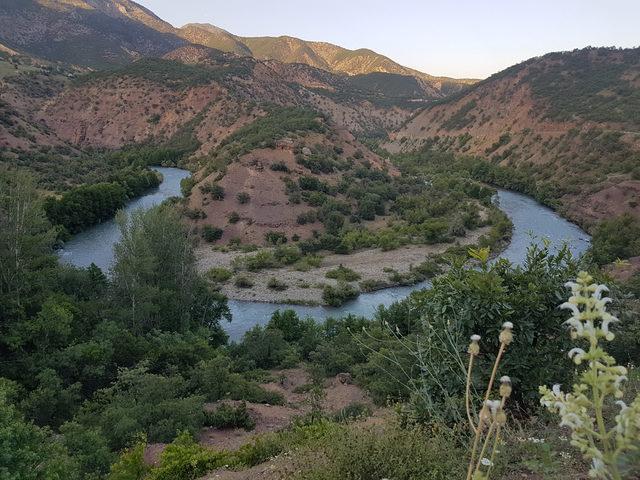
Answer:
[195,226,491,305]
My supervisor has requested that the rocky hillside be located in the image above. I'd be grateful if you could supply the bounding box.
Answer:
[389,47,640,229]
[178,24,476,97]
[0,0,186,68]
[0,0,474,99]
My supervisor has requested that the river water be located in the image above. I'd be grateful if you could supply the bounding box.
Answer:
[58,167,591,340]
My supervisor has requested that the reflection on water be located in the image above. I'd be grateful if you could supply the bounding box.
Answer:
[58,171,591,342]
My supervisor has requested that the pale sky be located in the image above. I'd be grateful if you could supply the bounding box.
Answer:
[137,0,640,79]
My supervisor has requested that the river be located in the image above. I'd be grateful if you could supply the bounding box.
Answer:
[58,167,591,341]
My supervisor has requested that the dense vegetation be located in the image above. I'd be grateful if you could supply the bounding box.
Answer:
[44,169,160,234]
[1,166,639,479]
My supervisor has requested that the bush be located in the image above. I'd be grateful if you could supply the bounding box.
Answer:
[267,277,288,291]
[290,424,465,480]
[265,231,287,246]
[200,183,225,200]
[201,225,223,242]
[203,402,255,431]
[270,161,289,172]
[293,255,323,272]
[590,213,640,265]
[228,212,240,224]
[322,282,359,307]
[331,402,372,423]
[236,192,251,204]
[325,265,361,282]
[205,267,232,283]
[234,275,254,288]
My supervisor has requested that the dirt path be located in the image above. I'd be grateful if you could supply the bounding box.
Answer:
[196,226,491,304]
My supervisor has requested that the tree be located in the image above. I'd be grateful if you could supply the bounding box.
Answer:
[111,205,229,334]
[0,169,55,312]
[0,382,80,479]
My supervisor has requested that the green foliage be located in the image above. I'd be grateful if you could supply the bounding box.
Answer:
[76,364,205,449]
[331,402,372,423]
[265,231,287,246]
[236,192,251,204]
[267,277,288,291]
[200,182,225,200]
[325,265,361,282]
[0,386,80,479]
[441,100,477,130]
[322,281,359,306]
[107,440,149,480]
[234,275,254,288]
[203,402,256,431]
[205,267,233,283]
[214,107,325,162]
[112,205,230,334]
[201,225,223,243]
[410,243,579,418]
[291,424,466,480]
[44,182,128,234]
[270,161,289,172]
[590,213,640,265]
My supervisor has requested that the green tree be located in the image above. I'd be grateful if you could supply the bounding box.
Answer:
[0,383,80,479]
[111,205,229,334]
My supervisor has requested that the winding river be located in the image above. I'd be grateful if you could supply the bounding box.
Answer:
[58,167,591,341]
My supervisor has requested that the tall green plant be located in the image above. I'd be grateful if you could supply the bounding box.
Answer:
[540,272,640,479]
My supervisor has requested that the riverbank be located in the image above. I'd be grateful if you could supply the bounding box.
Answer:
[195,226,492,305]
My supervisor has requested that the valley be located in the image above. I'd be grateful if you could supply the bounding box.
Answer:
[0,2,639,480]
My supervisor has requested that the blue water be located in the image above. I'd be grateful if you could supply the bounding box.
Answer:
[57,167,191,272]
[58,169,591,340]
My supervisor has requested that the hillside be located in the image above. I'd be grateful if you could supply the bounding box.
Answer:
[0,0,474,100]
[0,0,186,68]
[178,24,476,97]
[389,47,640,229]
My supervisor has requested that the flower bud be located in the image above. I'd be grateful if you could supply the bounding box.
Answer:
[495,407,507,426]
[468,334,481,355]
[499,322,514,345]
[499,376,512,398]
[479,401,492,424]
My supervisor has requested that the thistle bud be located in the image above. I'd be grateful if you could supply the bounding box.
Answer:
[479,400,492,424]
[468,334,481,355]
[499,376,512,398]
[499,322,514,345]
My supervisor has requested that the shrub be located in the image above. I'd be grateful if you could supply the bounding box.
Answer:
[331,402,372,423]
[290,424,465,480]
[322,282,359,307]
[236,192,251,204]
[270,161,289,172]
[228,212,240,224]
[590,213,640,265]
[200,183,225,200]
[293,255,323,272]
[325,265,361,282]
[203,402,255,431]
[205,267,232,283]
[233,250,278,271]
[273,245,302,265]
[265,231,287,246]
[201,225,223,242]
[234,275,254,288]
[267,277,288,291]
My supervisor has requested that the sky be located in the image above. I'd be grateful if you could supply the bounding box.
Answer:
[136,0,639,79]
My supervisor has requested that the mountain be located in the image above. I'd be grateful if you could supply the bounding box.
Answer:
[0,0,186,67]
[388,47,640,229]
[0,0,474,98]
[178,24,476,96]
